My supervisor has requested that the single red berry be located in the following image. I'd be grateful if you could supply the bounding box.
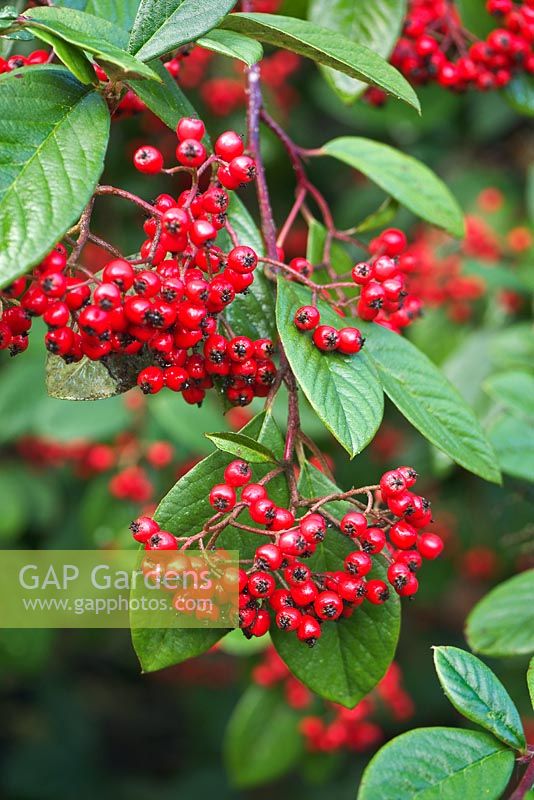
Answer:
[145,531,177,550]
[397,573,419,597]
[276,607,302,631]
[373,255,399,281]
[344,550,372,576]
[176,138,207,168]
[269,588,294,611]
[248,608,271,637]
[278,529,307,557]
[215,130,244,160]
[176,117,205,141]
[314,590,343,620]
[417,532,443,560]
[248,571,276,598]
[249,497,276,524]
[352,261,373,285]
[387,562,412,592]
[130,516,160,543]
[360,527,386,554]
[294,305,320,331]
[389,520,418,550]
[209,483,236,512]
[137,366,164,394]
[380,469,407,498]
[224,459,252,487]
[297,615,321,646]
[337,327,364,355]
[268,507,295,532]
[229,155,256,183]
[255,543,283,571]
[340,512,367,538]
[299,513,326,543]
[242,483,267,506]
[102,259,135,291]
[397,465,418,488]
[291,580,319,607]
[395,549,423,572]
[312,325,339,351]
[227,246,258,274]
[133,146,164,174]
[366,579,390,604]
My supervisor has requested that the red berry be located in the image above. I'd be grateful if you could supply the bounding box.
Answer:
[417,532,444,560]
[360,527,386,554]
[145,531,177,550]
[268,507,295,532]
[176,117,205,141]
[312,325,339,351]
[314,590,343,620]
[130,516,160,543]
[337,327,364,355]
[249,497,276,524]
[242,483,267,506]
[215,130,244,160]
[133,146,164,174]
[276,607,302,631]
[224,459,252,487]
[137,366,164,394]
[254,543,283,571]
[340,512,367,538]
[344,550,372,576]
[389,520,418,550]
[229,155,256,183]
[299,514,326,543]
[227,246,258,274]
[366,579,390,604]
[380,469,407,498]
[291,580,318,607]
[176,139,207,168]
[297,615,321,646]
[209,483,236,512]
[248,571,276,598]
[102,259,135,291]
[248,608,271,637]
[294,305,320,331]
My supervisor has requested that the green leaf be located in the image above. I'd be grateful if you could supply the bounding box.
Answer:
[131,412,287,672]
[323,137,465,237]
[466,570,534,657]
[358,728,515,800]
[53,0,141,34]
[355,197,400,233]
[224,686,302,787]
[198,28,262,66]
[46,351,151,399]
[358,320,501,483]
[488,413,534,482]
[504,74,534,117]
[220,12,420,112]
[271,463,400,707]
[225,194,264,254]
[25,26,97,85]
[306,218,353,275]
[434,646,526,752]
[0,66,109,288]
[484,371,534,420]
[308,0,406,104]
[129,0,237,61]
[22,7,160,81]
[462,259,529,293]
[127,57,195,130]
[219,628,271,656]
[276,279,384,458]
[528,658,534,710]
[205,432,277,463]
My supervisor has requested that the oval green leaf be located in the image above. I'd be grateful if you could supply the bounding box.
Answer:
[271,463,400,707]
[129,0,237,61]
[358,319,501,483]
[308,0,406,103]
[358,728,515,800]
[466,570,534,657]
[220,12,420,111]
[26,26,97,84]
[127,57,195,131]
[484,371,534,420]
[434,646,526,752]
[276,279,384,458]
[504,74,534,117]
[323,136,465,237]
[198,28,263,66]
[488,413,534,482]
[22,6,160,81]
[205,432,277,463]
[0,67,109,288]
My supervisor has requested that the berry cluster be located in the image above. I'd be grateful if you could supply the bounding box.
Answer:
[0,119,276,408]
[0,49,49,72]
[351,228,423,331]
[253,648,414,753]
[202,461,443,646]
[366,0,534,104]
[293,306,365,355]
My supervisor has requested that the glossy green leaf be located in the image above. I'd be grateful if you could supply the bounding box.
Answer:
[528,658,534,710]
[488,413,534,482]
[323,137,465,237]
[358,320,501,483]
[0,67,109,288]
[484,371,534,419]
[205,432,277,463]
[504,74,534,117]
[22,7,160,81]
[131,412,287,672]
[198,28,262,66]
[358,728,515,800]
[306,218,353,275]
[434,646,526,752]
[25,26,97,85]
[308,0,406,103]
[355,197,400,233]
[276,279,384,457]
[224,686,302,787]
[220,12,420,111]
[466,570,534,657]
[54,0,141,34]
[127,57,195,130]
[271,463,400,707]
[129,0,237,61]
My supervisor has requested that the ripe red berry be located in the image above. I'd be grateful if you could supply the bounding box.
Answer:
[291,580,318,606]
[268,507,295,532]
[380,469,407,498]
[176,138,207,168]
[248,608,271,637]
[227,246,258,274]
[366,579,390,604]
[389,520,418,550]
[417,532,444,559]
[176,117,205,141]
[294,305,320,331]
[340,512,367,538]
[276,607,302,631]
[297,614,321,646]
[229,155,256,183]
[224,459,252,487]
[137,366,164,394]
[248,571,276,598]
[254,543,283,571]
[314,590,343,620]
[133,145,164,174]
[215,130,244,161]
[312,325,339,351]
[145,531,177,550]
[278,529,307,556]
[102,259,135,291]
[299,513,326,543]
[209,483,236,512]
[344,550,372,576]
[360,527,386,554]
[337,327,364,355]
[241,483,267,506]
[249,497,276,524]
[130,515,160,543]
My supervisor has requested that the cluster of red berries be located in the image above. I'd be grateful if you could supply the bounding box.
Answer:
[253,648,414,753]
[351,228,423,332]
[0,118,276,408]
[293,306,365,355]
[225,463,443,646]
[366,0,534,104]
[0,49,49,73]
